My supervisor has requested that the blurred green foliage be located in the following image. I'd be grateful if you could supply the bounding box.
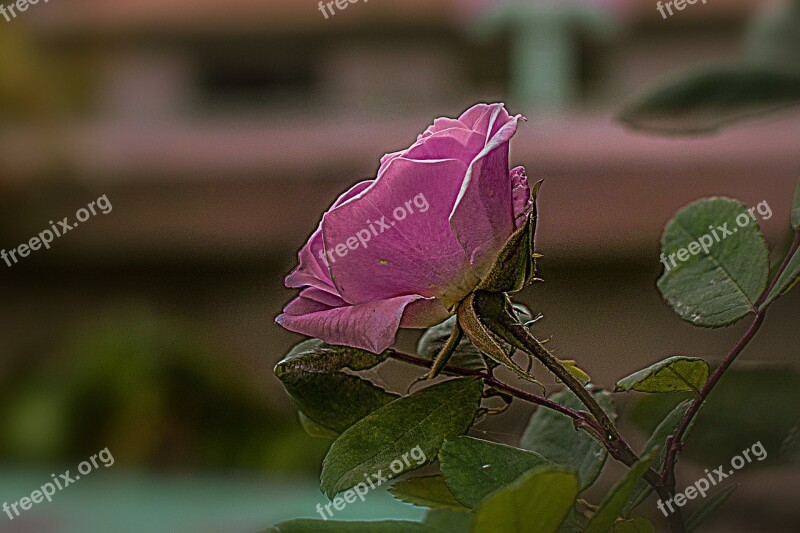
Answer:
[0,309,328,472]
[631,367,800,467]
[619,0,800,134]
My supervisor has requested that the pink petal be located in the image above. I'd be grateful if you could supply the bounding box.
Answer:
[380,149,405,169]
[449,109,523,277]
[459,103,512,137]
[283,287,349,316]
[276,294,426,353]
[285,180,374,293]
[331,180,375,209]
[378,122,476,176]
[399,297,451,328]
[283,295,330,316]
[323,157,480,309]
[401,127,486,167]
[284,227,336,292]
[458,103,496,130]
[418,117,469,140]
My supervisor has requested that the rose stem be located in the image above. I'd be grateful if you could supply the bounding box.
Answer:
[661,229,800,491]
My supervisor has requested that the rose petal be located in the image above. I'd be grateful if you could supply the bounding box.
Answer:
[378,122,476,176]
[331,180,374,209]
[449,107,522,277]
[285,180,374,293]
[459,103,512,138]
[401,127,486,167]
[322,157,479,309]
[399,297,451,328]
[379,149,405,169]
[284,228,336,292]
[276,294,425,353]
[419,117,469,140]
[283,295,330,316]
[458,103,496,130]
[283,287,349,316]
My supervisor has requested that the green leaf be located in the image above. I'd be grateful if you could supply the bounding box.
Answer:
[760,246,800,309]
[266,519,431,533]
[760,178,800,308]
[520,388,616,490]
[298,412,339,440]
[321,378,483,498]
[418,317,487,372]
[561,360,591,386]
[657,198,770,328]
[471,469,579,533]
[615,356,709,394]
[275,340,398,434]
[618,64,800,135]
[613,518,655,533]
[556,508,582,533]
[278,339,390,373]
[422,510,473,532]
[439,436,551,508]
[477,186,540,293]
[686,485,738,532]
[584,455,655,533]
[624,400,693,514]
[457,293,537,383]
[389,475,468,511]
[418,305,535,374]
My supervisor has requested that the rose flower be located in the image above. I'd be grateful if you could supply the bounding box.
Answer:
[277,103,531,353]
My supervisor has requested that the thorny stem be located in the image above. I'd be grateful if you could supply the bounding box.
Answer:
[387,345,686,532]
[389,222,798,533]
[496,315,620,440]
[387,349,598,428]
[488,311,685,531]
[661,230,800,492]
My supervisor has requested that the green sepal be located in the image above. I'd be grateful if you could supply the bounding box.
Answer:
[457,293,536,383]
[477,180,542,293]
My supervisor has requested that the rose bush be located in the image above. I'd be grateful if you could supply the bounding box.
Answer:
[276,103,531,353]
[270,53,800,530]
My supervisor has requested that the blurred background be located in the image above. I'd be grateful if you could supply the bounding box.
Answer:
[0,0,798,531]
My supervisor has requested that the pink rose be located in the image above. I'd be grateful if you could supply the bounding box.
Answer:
[276,103,530,353]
